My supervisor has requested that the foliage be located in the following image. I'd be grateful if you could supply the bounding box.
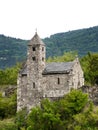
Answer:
[72,102,98,130]
[0,120,17,130]
[0,90,98,130]
[0,63,21,85]
[57,90,88,118]
[44,26,98,58]
[27,90,98,130]
[0,92,17,119]
[15,108,27,130]
[0,34,27,69]
[47,51,77,62]
[80,52,98,85]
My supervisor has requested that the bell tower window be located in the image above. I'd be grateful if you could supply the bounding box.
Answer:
[42,47,44,51]
[33,82,35,88]
[32,57,36,61]
[32,47,36,51]
[42,57,44,61]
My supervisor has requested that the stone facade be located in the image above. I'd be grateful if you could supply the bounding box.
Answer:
[17,32,84,111]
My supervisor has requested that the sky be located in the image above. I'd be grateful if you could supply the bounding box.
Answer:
[0,0,98,39]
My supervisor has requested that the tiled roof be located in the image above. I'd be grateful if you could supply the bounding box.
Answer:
[42,62,74,75]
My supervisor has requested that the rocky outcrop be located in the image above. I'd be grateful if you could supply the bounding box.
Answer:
[80,85,98,105]
[1,85,17,97]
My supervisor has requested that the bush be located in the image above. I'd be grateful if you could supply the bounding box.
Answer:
[0,120,17,130]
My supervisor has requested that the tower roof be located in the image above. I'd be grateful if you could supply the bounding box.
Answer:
[28,32,45,46]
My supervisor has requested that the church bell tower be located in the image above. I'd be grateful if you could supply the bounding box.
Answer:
[27,32,45,110]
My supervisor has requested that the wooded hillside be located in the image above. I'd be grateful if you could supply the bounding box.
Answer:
[0,26,98,69]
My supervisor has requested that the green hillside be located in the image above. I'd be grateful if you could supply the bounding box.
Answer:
[0,35,28,69]
[44,26,98,57]
[0,26,98,69]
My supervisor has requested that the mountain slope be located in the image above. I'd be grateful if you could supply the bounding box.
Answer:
[0,26,98,69]
[0,35,27,69]
[44,26,98,57]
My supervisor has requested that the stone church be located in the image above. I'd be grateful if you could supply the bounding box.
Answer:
[17,32,84,111]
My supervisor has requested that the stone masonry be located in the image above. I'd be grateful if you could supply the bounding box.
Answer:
[17,32,84,111]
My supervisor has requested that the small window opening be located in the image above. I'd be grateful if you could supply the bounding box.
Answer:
[78,81,80,86]
[58,78,60,84]
[42,57,44,61]
[45,94,47,97]
[32,47,36,51]
[33,82,35,88]
[32,57,36,61]
[42,47,44,51]
[72,82,74,86]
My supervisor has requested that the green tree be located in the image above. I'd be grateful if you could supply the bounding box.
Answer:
[15,108,27,130]
[88,53,98,85]
[27,90,89,130]
[47,51,77,63]
[73,103,98,130]
[27,99,62,130]
[81,52,98,85]
[0,63,21,85]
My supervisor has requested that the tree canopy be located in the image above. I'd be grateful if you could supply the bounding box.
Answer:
[26,90,98,130]
[81,52,98,85]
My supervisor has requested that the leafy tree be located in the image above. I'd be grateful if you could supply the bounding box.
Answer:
[73,102,98,130]
[87,53,98,85]
[15,108,27,130]
[81,52,98,85]
[47,51,77,63]
[57,90,88,118]
[27,100,62,130]
[0,63,21,85]
[27,90,90,130]
[0,92,17,119]
[0,121,17,130]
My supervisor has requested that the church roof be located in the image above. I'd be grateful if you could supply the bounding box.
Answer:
[20,62,74,76]
[20,61,74,76]
[28,32,45,46]
[42,62,74,75]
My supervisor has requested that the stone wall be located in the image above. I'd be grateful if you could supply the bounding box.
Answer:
[17,74,27,111]
[80,85,98,105]
[72,58,84,89]
[43,74,70,98]
[0,85,17,97]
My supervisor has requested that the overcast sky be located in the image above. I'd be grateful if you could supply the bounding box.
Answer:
[0,0,98,39]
